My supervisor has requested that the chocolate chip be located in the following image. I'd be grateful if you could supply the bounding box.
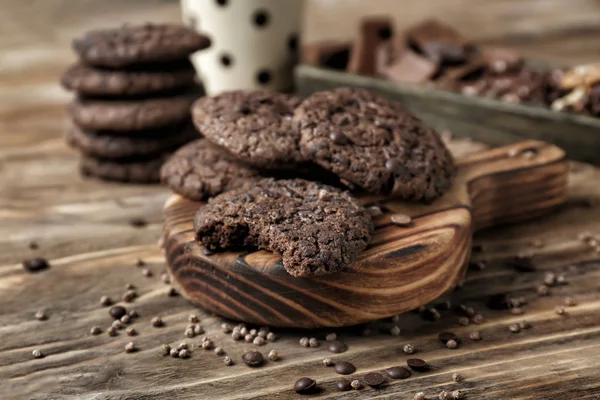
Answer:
[129,217,147,228]
[22,257,49,273]
[109,306,127,320]
[487,294,510,310]
[32,349,44,359]
[407,358,429,372]
[385,159,402,174]
[386,366,411,379]
[135,258,145,267]
[151,316,164,327]
[438,331,458,344]
[330,132,349,145]
[294,377,316,394]
[242,351,264,367]
[335,361,356,375]
[336,379,352,392]
[327,340,347,353]
[364,372,385,387]
[390,213,412,226]
[28,241,39,250]
[34,310,47,321]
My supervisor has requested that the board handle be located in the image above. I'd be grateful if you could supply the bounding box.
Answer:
[457,140,569,231]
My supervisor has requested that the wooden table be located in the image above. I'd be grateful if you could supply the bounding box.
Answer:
[2,2,600,399]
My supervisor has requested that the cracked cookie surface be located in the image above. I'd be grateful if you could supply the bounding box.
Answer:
[192,91,304,169]
[193,178,373,277]
[160,139,261,201]
[293,88,455,202]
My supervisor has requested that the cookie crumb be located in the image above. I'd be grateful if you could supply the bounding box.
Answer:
[34,310,47,321]
[129,217,147,228]
[413,392,426,400]
[469,331,481,341]
[100,295,112,307]
[564,296,576,306]
[452,372,463,382]
[446,339,458,349]
[325,332,337,341]
[390,325,401,336]
[266,332,277,342]
[214,347,224,355]
[451,390,465,399]
[537,285,549,296]
[90,326,102,335]
[403,344,415,354]
[268,349,278,361]
[509,324,520,333]
[323,358,334,366]
[32,349,44,359]
[309,337,319,347]
[161,344,171,356]
[151,316,164,327]
[555,305,566,315]
[179,349,190,358]
[299,337,309,347]
[350,380,362,390]
[224,356,233,365]
[125,342,137,353]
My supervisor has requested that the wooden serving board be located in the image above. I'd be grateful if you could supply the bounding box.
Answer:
[164,140,568,328]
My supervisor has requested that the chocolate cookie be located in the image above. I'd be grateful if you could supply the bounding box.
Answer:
[73,23,210,68]
[70,89,201,132]
[161,139,261,201]
[294,88,455,202]
[194,178,373,277]
[61,61,196,97]
[80,155,167,183]
[67,123,197,159]
[191,91,304,169]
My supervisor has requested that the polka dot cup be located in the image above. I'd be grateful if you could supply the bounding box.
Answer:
[182,0,304,95]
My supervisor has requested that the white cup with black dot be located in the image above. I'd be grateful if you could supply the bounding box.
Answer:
[182,0,303,95]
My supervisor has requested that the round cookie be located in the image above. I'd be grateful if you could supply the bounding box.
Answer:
[194,178,374,277]
[67,123,197,159]
[73,23,211,68]
[70,89,201,132]
[192,91,304,169]
[160,139,261,201]
[294,88,456,202]
[80,155,167,183]
[61,61,196,97]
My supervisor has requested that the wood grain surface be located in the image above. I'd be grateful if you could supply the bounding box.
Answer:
[1,1,600,399]
[164,141,568,328]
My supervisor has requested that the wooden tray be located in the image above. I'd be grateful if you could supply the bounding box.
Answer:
[163,141,568,328]
[295,64,600,165]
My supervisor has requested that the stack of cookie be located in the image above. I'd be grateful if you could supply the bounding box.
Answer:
[61,23,211,183]
[161,88,456,277]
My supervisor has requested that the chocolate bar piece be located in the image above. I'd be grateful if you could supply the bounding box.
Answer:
[375,36,407,75]
[406,19,469,64]
[380,48,437,85]
[302,41,352,70]
[348,17,394,76]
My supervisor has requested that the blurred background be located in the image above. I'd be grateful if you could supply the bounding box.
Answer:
[1,0,600,68]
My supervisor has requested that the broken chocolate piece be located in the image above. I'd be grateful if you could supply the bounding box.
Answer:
[406,19,469,65]
[348,17,394,76]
